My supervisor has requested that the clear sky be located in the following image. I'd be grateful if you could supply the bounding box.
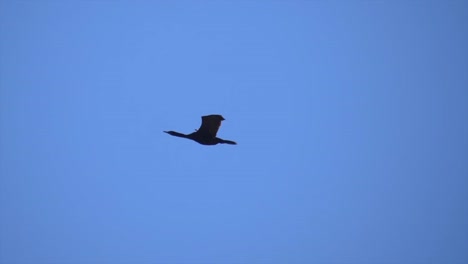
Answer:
[1,1,467,264]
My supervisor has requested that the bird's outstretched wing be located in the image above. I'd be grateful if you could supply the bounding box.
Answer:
[197,115,225,137]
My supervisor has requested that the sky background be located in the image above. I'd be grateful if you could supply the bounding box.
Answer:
[1,1,467,264]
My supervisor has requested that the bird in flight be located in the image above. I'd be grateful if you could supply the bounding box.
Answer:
[164,115,237,145]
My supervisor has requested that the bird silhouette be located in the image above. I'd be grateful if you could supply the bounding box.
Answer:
[164,115,237,145]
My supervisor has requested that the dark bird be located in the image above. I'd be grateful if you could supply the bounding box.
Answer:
[164,115,237,145]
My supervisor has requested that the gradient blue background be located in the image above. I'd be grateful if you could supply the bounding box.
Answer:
[1,1,467,263]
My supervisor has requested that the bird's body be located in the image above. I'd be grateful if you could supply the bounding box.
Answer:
[164,115,237,145]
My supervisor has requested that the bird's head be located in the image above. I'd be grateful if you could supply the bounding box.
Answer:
[164,131,178,136]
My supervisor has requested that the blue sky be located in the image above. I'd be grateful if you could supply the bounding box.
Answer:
[1,1,467,263]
